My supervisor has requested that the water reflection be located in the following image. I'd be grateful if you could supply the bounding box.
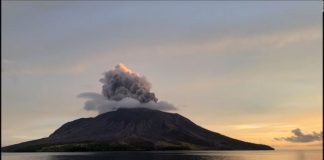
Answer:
[47,152,244,160]
[2,150,322,160]
[296,151,306,160]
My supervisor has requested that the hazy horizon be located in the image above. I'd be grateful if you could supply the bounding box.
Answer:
[2,1,322,150]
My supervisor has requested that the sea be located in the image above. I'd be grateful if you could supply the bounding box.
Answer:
[1,150,322,160]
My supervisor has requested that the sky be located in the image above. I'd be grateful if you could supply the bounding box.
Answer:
[1,1,322,149]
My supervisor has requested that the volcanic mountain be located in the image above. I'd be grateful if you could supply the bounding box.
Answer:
[2,108,274,152]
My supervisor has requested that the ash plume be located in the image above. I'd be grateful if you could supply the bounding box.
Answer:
[78,64,176,114]
[101,63,157,103]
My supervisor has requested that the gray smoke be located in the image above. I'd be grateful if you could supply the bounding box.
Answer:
[78,64,176,114]
[100,63,157,103]
[274,128,323,143]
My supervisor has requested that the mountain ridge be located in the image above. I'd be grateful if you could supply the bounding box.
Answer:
[2,108,274,152]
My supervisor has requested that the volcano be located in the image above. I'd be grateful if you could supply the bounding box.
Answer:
[2,108,274,152]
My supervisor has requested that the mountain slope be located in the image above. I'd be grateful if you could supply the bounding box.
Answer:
[2,108,274,151]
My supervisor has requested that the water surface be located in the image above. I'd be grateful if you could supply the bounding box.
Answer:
[2,150,322,160]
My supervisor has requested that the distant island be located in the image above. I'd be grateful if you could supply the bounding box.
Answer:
[2,108,274,152]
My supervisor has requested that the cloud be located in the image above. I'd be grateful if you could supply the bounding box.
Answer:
[2,62,89,76]
[78,93,175,114]
[274,128,323,143]
[157,26,321,56]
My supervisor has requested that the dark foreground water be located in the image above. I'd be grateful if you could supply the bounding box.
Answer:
[2,150,322,160]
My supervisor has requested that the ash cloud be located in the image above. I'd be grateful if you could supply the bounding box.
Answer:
[78,64,176,114]
[274,128,323,143]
